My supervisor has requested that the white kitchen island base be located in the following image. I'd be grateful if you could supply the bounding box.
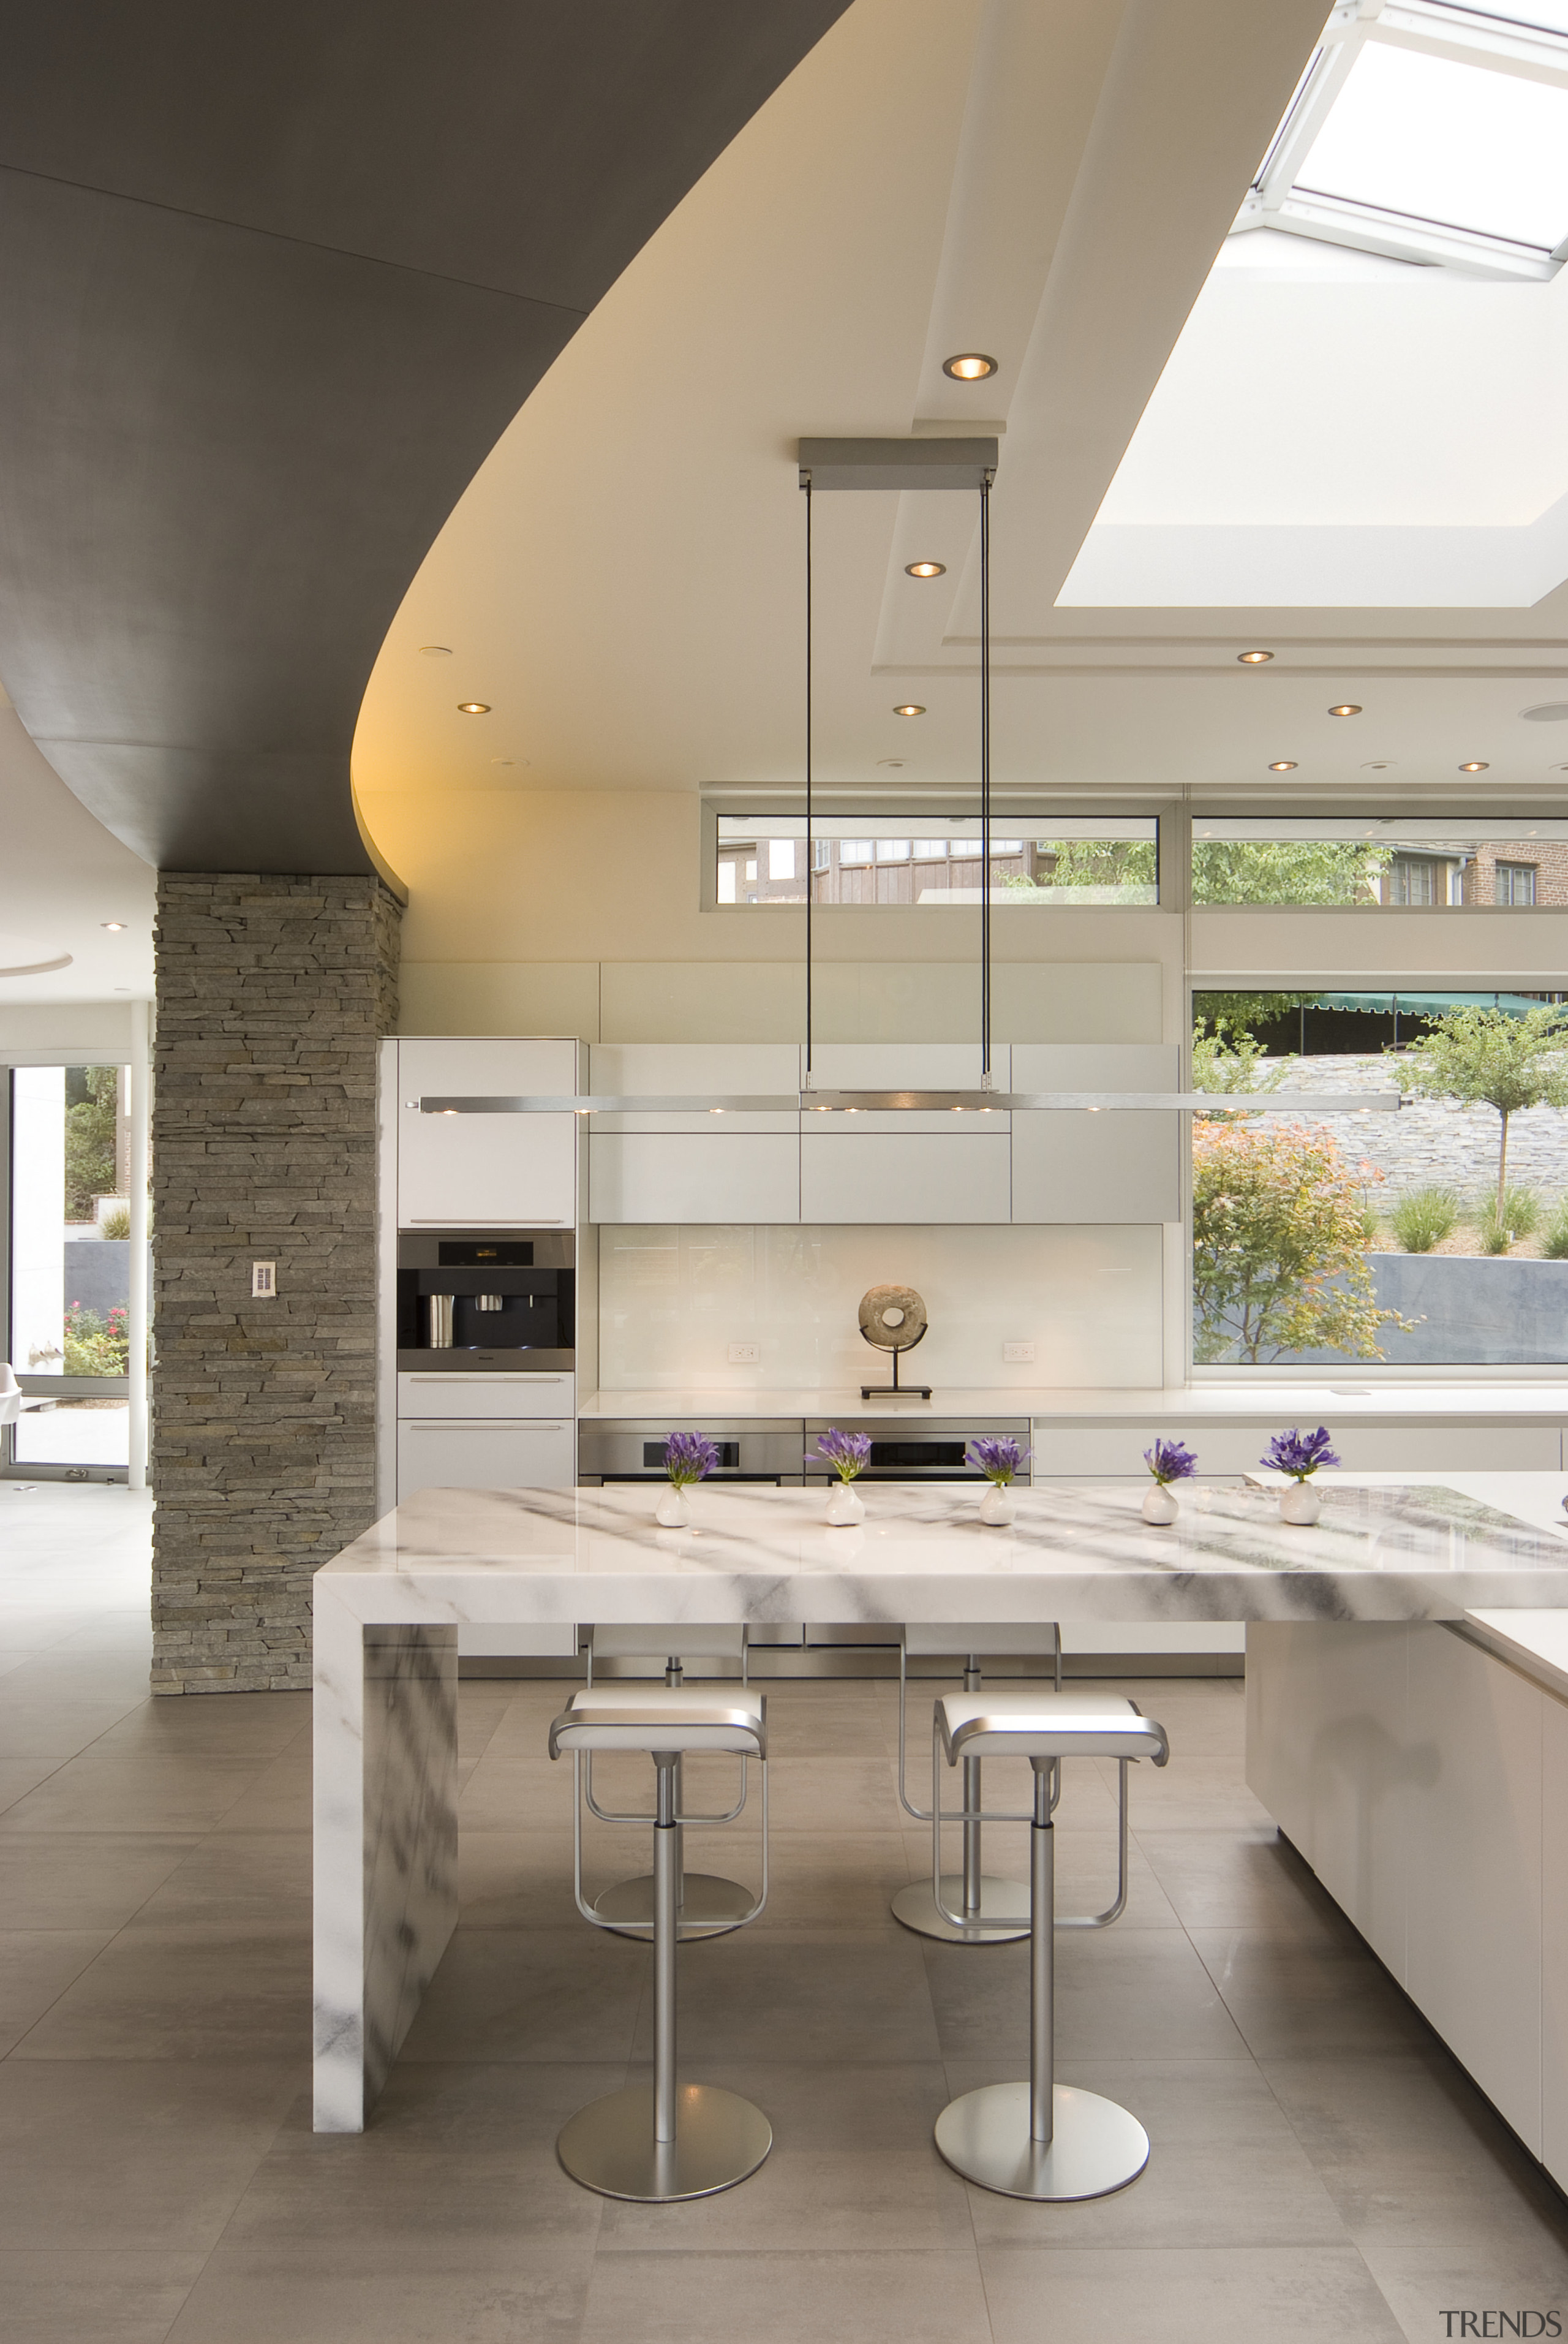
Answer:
[313,1478,1568,2132]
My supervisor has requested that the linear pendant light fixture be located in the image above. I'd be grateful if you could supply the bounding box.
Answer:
[415,439,1400,1119]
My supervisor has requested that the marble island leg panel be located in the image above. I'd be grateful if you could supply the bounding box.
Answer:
[314,1597,458,2131]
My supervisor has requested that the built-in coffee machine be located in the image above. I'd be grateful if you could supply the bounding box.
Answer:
[395,1231,575,1372]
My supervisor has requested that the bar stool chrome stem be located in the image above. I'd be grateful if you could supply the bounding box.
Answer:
[549,1683,771,2202]
[930,1690,1169,2200]
[891,1623,1062,1943]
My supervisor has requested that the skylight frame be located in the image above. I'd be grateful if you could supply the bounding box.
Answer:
[1235,0,1568,279]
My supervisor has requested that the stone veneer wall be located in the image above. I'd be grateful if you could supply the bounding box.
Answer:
[151,875,401,1693]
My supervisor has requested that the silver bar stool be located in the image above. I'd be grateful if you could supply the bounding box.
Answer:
[930,1689,1169,2201]
[582,1624,755,1940]
[549,1682,772,2202]
[891,1622,1063,1943]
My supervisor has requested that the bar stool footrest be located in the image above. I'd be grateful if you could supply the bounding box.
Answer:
[593,1870,754,1941]
[935,2081,1148,2201]
[891,1873,1030,1943]
[557,2082,772,2201]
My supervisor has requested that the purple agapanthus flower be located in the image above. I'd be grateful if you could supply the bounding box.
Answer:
[1261,1425,1340,1481]
[1144,1438,1198,1486]
[812,1427,872,1483]
[967,1435,1031,1486]
[663,1430,720,1488]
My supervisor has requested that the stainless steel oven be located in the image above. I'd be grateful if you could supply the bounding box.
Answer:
[576,1420,804,1486]
[802,1418,1031,1483]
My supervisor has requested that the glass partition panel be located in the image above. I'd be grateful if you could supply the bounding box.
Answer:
[9,1066,132,1467]
[1191,817,1568,907]
[716,815,1157,905]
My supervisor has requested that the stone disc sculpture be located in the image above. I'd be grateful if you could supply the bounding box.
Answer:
[858,1283,929,1355]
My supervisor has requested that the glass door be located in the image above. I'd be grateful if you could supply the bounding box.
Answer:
[6,1065,140,1473]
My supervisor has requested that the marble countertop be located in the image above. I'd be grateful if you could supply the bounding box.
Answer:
[575,1383,1568,1423]
[317,1478,1568,1627]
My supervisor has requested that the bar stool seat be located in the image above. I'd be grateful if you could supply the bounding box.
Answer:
[930,1690,1169,2203]
[548,1684,771,2203]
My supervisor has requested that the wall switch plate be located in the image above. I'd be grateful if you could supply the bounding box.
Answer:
[728,1342,761,1364]
[1003,1340,1036,1363]
[251,1262,277,1298]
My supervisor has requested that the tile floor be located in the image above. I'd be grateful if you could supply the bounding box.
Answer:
[1,1483,1567,2340]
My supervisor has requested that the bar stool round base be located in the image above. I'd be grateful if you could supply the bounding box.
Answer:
[890,1874,1031,1943]
[935,2081,1149,2201]
[557,2083,772,2201]
[593,1872,754,1941]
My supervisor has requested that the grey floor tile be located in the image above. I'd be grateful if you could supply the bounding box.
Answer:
[124,1831,311,1927]
[946,2056,1349,2248]
[1190,1926,1430,2059]
[1357,2228,1568,2344]
[0,2059,303,2250]
[628,1926,943,2065]
[12,1918,311,2062]
[579,2245,993,2344]
[979,2243,1408,2342]
[0,1699,147,1761]
[0,1761,65,1816]
[0,1750,272,1835]
[0,1929,115,2054]
[0,1831,195,1928]
[165,2253,596,2344]
[595,2060,971,2252]
[92,1692,309,1758]
[1136,1823,1345,1935]
[0,2249,205,2344]
[925,1921,1246,2065]
[398,1925,646,2063]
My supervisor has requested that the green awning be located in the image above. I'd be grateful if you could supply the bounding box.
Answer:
[1308,991,1561,1021]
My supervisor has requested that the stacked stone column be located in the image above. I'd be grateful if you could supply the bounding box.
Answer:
[151,874,401,1693]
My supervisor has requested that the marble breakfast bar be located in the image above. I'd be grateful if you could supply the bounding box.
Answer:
[312,1476,1568,2133]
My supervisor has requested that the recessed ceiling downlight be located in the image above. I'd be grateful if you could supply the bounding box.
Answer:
[1238,650,1273,665]
[941,353,997,381]
[1268,760,1297,771]
[893,703,927,717]
[1459,761,1490,772]
[906,561,946,578]
[1522,703,1568,722]
[458,701,491,715]
[1329,704,1362,717]
[100,921,126,931]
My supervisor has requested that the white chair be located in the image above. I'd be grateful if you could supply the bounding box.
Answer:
[891,1622,1063,1942]
[549,1684,771,2201]
[580,1624,755,1938]
[929,1690,1169,2201]
[0,1364,20,1430]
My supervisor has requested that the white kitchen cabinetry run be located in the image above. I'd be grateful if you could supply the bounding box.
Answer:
[396,1038,578,1228]
[588,1043,799,1224]
[1034,1421,1563,1478]
[801,1044,1010,1226]
[396,1416,575,1499]
[1247,1620,1557,2171]
[1010,1045,1179,1225]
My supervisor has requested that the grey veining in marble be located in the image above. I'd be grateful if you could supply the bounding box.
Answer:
[313,1477,1568,2131]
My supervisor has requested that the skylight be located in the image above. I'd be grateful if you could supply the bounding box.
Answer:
[1236,0,1568,277]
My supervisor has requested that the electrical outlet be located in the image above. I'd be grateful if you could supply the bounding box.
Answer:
[1003,1340,1036,1363]
[728,1342,761,1365]
[251,1262,277,1298]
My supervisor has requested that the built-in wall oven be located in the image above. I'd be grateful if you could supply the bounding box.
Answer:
[576,1420,803,1486]
[801,1418,1031,1484]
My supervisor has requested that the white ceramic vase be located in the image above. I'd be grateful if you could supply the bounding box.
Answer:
[1141,1483,1179,1525]
[979,1483,1016,1526]
[826,1483,865,1526]
[1278,1480,1321,1525]
[655,1486,692,1527]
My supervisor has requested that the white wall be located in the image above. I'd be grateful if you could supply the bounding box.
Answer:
[597,1222,1163,1391]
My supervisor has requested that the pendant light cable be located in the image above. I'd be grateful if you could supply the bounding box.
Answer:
[979,471,992,1082]
[804,472,814,1083]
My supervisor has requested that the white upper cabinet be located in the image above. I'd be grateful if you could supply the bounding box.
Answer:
[395,1038,578,1228]
[1010,1044,1180,1224]
[800,1045,1009,1224]
[587,1045,800,1223]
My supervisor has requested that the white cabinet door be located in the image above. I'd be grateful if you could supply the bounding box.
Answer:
[396,1039,578,1228]
[588,1043,799,1133]
[1011,1045,1179,1223]
[396,1417,576,1499]
[396,1372,575,1420]
[589,1133,799,1223]
[1405,1625,1543,2154]
[1541,1693,1568,2188]
[800,1133,1010,1223]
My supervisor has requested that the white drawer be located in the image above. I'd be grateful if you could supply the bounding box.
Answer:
[397,1372,575,1421]
[396,1418,576,1497]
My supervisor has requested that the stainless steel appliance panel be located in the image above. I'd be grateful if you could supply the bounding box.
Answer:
[577,1420,803,1485]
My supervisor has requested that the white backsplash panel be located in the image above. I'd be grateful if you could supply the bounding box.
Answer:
[597,1224,1163,1391]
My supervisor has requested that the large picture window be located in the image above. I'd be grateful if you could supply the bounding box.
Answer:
[1191,988,1568,1370]
[1192,818,1568,907]
[715,815,1157,907]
